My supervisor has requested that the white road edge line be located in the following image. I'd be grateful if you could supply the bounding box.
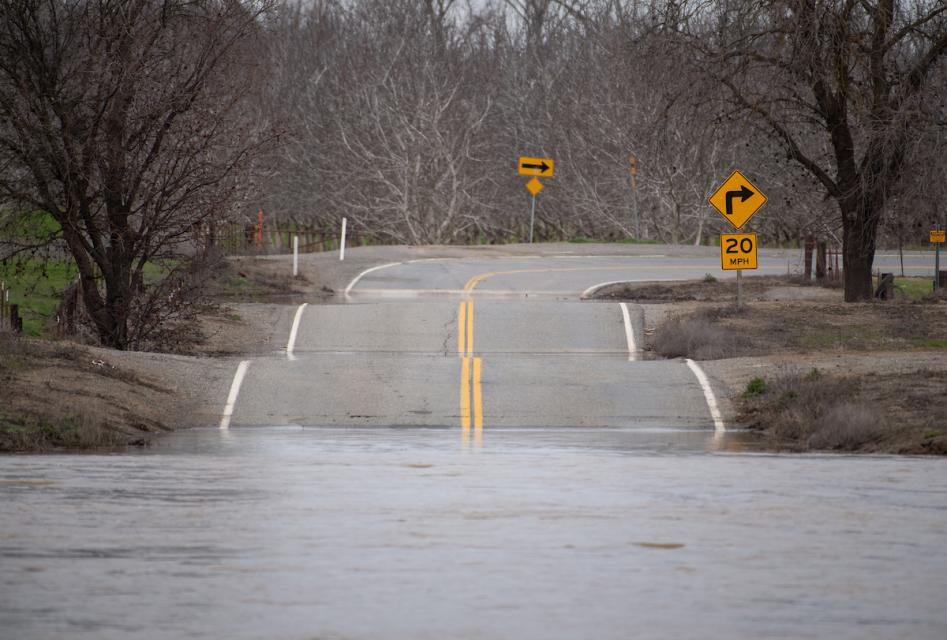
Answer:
[348,257,672,298]
[685,359,726,433]
[344,262,402,295]
[220,360,251,429]
[581,280,630,299]
[619,303,638,362]
[286,303,308,361]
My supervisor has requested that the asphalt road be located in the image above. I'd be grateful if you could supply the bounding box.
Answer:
[227,250,768,439]
[227,247,938,436]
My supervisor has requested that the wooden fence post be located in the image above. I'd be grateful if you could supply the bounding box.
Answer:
[816,241,827,282]
[10,304,20,333]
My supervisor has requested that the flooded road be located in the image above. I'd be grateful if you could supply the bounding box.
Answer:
[2,427,946,639]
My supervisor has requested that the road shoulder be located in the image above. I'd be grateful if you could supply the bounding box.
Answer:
[593,276,947,454]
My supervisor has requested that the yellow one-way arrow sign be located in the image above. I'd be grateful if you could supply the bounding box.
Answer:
[518,156,554,177]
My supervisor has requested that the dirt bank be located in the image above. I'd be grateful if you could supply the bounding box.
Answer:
[0,335,163,451]
[593,276,947,454]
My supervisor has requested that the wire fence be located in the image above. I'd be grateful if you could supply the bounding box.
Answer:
[216,222,348,256]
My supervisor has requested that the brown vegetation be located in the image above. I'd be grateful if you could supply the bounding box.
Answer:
[594,275,833,303]
[651,307,753,360]
[740,369,947,454]
[208,257,316,304]
[639,283,947,361]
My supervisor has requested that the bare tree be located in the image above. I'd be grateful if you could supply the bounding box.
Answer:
[0,0,274,348]
[682,0,947,300]
[259,0,946,259]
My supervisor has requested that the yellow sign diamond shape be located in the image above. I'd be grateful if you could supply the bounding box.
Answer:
[709,170,767,230]
[526,177,544,196]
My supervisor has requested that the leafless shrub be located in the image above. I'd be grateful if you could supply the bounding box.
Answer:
[651,308,748,360]
[808,404,888,450]
[743,371,889,452]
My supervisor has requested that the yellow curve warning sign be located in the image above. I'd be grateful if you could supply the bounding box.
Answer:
[709,170,767,229]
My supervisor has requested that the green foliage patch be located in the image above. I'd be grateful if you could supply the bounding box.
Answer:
[0,259,77,336]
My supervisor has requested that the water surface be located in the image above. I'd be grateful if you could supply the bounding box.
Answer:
[2,427,946,639]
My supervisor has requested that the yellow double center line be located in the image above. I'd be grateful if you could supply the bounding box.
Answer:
[457,264,640,443]
[458,300,483,444]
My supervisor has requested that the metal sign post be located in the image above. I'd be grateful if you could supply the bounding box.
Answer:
[529,193,537,244]
[524,176,544,243]
[736,270,743,309]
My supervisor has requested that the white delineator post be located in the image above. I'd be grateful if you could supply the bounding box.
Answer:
[340,217,347,261]
[292,235,299,277]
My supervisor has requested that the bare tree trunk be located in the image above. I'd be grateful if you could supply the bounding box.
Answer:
[841,200,880,302]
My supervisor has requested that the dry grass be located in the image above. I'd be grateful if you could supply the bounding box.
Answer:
[651,307,754,360]
[648,298,947,360]
[594,275,830,302]
[0,413,129,452]
[209,257,313,302]
[739,369,947,454]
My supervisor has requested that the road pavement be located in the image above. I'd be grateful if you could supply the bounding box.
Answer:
[228,246,938,437]
[227,249,771,440]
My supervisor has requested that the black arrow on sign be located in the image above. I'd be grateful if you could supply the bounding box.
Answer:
[725,185,754,216]
[521,160,551,174]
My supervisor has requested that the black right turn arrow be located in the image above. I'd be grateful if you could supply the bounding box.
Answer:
[521,161,551,174]
[725,185,754,216]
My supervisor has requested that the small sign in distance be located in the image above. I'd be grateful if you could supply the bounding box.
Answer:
[709,170,767,230]
[526,177,544,196]
[519,156,555,177]
[720,233,758,270]
[930,230,946,244]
